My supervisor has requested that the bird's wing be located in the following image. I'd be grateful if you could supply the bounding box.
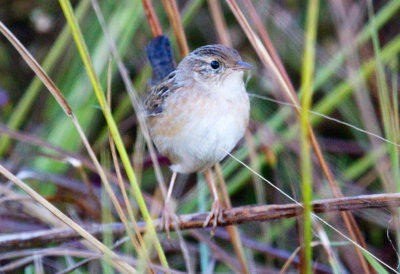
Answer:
[144,70,179,116]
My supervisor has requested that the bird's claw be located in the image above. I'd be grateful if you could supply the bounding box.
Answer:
[161,203,179,239]
[203,200,224,236]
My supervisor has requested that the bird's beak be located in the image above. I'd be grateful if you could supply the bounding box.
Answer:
[234,61,253,71]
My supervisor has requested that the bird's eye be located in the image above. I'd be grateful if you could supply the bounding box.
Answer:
[210,60,220,69]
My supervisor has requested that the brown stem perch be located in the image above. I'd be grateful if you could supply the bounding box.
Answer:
[141,0,163,37]
[1,193,400,249]
[161,0,189,57]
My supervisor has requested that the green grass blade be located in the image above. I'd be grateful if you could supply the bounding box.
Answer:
[300,0,319,272]
[362,250,390,274]
[57,0,169,269]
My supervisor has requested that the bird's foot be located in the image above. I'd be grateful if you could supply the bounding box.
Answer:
[203,199,224,236]
[161,203,179,239]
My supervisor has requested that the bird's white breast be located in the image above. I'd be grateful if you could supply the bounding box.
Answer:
[150,72,250,173]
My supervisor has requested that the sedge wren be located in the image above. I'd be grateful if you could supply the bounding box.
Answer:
[145,44,251,233]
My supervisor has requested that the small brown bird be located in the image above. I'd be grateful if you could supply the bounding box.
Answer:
[145,44,251,233]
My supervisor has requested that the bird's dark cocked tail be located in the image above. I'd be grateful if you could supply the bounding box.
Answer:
[146,35,176,85]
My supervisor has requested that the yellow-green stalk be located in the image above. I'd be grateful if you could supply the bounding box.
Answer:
[58,0,169,269]
[300,0,319,272]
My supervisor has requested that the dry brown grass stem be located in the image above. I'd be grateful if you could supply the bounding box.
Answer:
[0,21,71,117]
[225,1,369,271]
[240,0,296,94]
[3,192,400,249]
[208,0,232,46]
[141,0,163,37]
[215,163,249,273]
[161,0,189,57]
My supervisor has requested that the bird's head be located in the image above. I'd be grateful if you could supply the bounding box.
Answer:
[176,44,252,86]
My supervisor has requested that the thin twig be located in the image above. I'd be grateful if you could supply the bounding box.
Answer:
[2,193,400,249]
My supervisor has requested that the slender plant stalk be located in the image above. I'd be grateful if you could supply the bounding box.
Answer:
[161,0,190,57]
[57,0,169,268]
[362,251,390,274]
[197,173,210,272]
[141,0,163,37]
[299,0,319,272]
[240,0,297,95]
[208,0,232,46]
[280,245,302,273]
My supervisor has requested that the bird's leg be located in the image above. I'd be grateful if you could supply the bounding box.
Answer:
[162,172,179,238]
[203,168,224,235]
